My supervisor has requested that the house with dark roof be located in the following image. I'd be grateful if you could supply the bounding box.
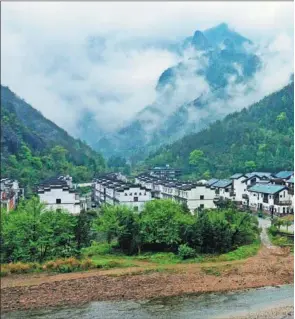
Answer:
[134,174,216,212]
[247,184,293,214]
[211,179,235,201]
[148,165,181,180]
[37,175,83,214]
[93,175,152,212]
[230,174,248,203]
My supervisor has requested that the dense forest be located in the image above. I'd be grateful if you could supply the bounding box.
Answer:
[1,86,106,191]
[142,83,294,179]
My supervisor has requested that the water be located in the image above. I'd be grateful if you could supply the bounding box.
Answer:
[3,285,293,319]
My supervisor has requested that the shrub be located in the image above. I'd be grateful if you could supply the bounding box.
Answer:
[81,242,114,257]
[1,262,41,276]
[42,257,96,273]
[178,244,196,260]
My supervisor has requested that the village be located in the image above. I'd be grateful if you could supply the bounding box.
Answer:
[1,166,294,217]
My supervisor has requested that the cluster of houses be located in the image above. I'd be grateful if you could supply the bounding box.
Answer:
[134,170,294,214]
[1,168,294,216]
[93,173,152,212]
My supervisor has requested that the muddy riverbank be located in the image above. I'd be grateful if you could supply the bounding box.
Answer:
[1,245,293,314]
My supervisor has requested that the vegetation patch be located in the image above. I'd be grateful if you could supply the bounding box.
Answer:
[268,227,294,252]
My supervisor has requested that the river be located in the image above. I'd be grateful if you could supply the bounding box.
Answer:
[3,285,293,319]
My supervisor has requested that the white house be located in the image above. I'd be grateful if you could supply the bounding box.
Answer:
[37,176,81,215]
[211,179,234,201]
[135,174,216,213]
[247,184,292,215]
[93,174,152,212]
[230,174,248,203]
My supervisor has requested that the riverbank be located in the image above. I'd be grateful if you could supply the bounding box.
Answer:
[1,246,293,313]
[226,306,294,319]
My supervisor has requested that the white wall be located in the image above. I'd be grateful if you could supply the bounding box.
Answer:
[248,189,292,214]
[186,186,216,211]
[39,188,80,215]
[232,176,247,202]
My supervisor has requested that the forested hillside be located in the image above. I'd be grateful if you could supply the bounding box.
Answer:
[142,83,294,179]
[1,86,105,191]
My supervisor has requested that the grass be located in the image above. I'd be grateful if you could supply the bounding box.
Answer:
[267,229,294,252]
[83,241,261,267]
[1,241,262,278]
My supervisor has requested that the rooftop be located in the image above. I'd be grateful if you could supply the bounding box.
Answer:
[207,178,219,187]
[248,184,286,195]
[213,179,232,188]
[275,171,294,179]
[230,173,246,179]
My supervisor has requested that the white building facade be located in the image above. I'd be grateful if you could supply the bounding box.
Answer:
[37,176,81,215]
[93,174,152,212]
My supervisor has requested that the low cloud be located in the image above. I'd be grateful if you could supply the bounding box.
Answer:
[1,2,293,138]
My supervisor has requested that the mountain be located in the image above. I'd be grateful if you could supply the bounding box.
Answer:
[142,83,294,178]
[93,23,262,160]
[1,85,105,190]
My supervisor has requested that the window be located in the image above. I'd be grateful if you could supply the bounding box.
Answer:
[125,193,128,196]
[200,204,204,209]
[134,197,138,202]
[56,198,61,204]
[56,208,61,213]
[134,192,137,195]
[129,193,132,196]
[200,195,204,200]
[139,192,142,195]
[134,206,138,212]
[225,189,229,192]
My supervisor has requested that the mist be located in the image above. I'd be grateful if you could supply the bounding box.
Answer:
[1,2,293,138]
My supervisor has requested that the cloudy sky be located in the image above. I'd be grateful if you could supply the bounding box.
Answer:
[1,1,294,136]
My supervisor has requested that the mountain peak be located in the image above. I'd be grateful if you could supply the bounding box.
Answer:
[192,30,210,50]
[215,23,229,30]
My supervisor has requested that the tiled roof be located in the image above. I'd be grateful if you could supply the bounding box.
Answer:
[248,184,286,194]
[275,171,294,179]
[230,173,245,179]
[246,172,272,178]
[207,178,219,186]
[213,179,232,188]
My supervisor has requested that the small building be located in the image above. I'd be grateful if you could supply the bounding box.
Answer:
[211,179,234,201]
[230,174,248,203]
[148,165,181,180]
[0,178,22,212]
[247,184,292,215]
[37,176,82,215]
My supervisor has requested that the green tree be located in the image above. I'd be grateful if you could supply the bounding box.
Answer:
[1,197,77,263]
[189,149,204,166]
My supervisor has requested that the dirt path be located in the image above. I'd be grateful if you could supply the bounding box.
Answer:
[1,245,293,314]
[258,217,275,248]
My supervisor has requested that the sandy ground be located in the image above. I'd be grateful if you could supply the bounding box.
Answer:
[1,245,293,314]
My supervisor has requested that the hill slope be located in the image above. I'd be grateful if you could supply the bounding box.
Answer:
[1,85,105,190]
[142,83,294,178]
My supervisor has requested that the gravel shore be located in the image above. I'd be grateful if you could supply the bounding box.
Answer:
[224,306,294,319]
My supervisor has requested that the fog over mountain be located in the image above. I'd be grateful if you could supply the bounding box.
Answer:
[1,2,293,158]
